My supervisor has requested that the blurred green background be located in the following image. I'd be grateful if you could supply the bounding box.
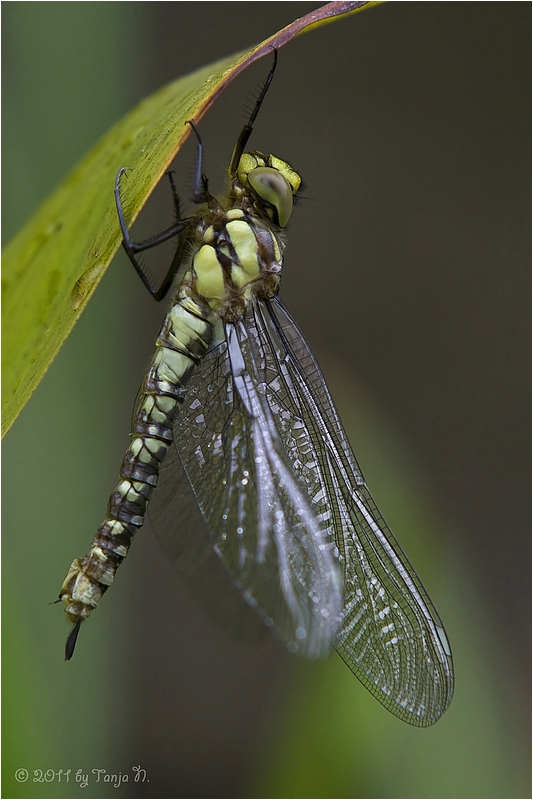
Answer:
[2,3,530,798]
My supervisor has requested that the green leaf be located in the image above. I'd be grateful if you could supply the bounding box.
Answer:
[2,1,382,437]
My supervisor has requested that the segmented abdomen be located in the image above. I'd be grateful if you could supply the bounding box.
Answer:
[60,292,213,634]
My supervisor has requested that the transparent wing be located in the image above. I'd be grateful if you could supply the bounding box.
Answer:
[149,315,343,658]
[147,441,266,642]
[258,297,454,726]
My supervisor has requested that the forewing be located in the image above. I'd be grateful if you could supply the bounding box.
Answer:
[151,324,342,658]
[257,298,454,726]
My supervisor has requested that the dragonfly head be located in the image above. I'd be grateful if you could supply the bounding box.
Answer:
[234,151,301,228]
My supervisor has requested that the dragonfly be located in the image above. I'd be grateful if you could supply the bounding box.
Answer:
[59,53,454,726]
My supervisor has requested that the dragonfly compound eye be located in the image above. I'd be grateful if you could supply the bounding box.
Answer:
[248,167,293,227]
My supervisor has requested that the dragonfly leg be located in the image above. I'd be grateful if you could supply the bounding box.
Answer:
[114,167,193,301]
[165,170,182,221]
[187,120,210,204]
[229,49,278,176]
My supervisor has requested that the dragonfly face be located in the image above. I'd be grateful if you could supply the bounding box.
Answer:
[59,54,454,726]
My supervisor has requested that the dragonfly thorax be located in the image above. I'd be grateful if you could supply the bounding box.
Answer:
[186,151,301,317]
[189,206,285,317]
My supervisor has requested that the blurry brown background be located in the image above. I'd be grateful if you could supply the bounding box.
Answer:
[3,3,530,798]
